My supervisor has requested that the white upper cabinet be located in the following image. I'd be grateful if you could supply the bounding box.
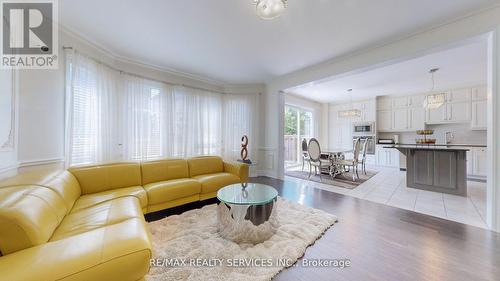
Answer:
[408,95,426,107]
[392,108,408,131]
[425,87,472,124]
[377,98,392,111]
[408,107,426,131]
[392,97,408,108]
[447,102,471,122]
[427,104,446,124]
[471,100,487,130]
[377,110,392,132]
[448,88,471,103]
[472,86,487,101]
[375,86,485,132]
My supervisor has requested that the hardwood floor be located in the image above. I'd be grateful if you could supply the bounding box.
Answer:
[146,176,500,281]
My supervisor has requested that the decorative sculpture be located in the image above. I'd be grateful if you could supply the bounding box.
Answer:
[238,135,252,164]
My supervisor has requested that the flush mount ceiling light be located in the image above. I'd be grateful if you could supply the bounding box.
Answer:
[254,0,288,20]
[424,68,446,110]
[338,89,361,118]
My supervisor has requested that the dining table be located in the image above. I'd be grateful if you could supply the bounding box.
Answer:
[320,148,354,178]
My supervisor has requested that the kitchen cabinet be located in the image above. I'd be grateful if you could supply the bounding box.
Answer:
[408,107,426,131]
[447,102,471,122]
[472,148,487,177]
[427,105,446,124]
[376,145,399,168]
[377,110,392,132]
[377,98,392,110]
[426,88,471,124]
[426,101,471,124]
[466,147,487,179]
[377,95,426,132]
[472,86,487,101]
[448,88,471,103]
[392,97,408,108]
[392,108,408,131]
[408,95,426,107]
[471,97,487,130]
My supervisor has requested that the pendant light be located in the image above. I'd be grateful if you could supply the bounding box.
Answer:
[338,89,361,118]
[424,68,446,110]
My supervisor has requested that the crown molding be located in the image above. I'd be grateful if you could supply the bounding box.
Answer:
[58,24,227,88]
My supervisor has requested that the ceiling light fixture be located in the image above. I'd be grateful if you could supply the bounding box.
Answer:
[254,0,288,20]
[338,89,361,118]
[424,68,446,110]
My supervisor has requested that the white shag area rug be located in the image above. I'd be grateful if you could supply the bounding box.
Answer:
[146,197,338,281]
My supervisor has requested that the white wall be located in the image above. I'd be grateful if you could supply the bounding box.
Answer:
[0,71,18,173]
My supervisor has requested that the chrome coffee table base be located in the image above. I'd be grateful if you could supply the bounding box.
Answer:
[217,198,278,244]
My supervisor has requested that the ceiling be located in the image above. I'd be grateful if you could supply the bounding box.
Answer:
[287,40,488,103]
[60,0,499,84]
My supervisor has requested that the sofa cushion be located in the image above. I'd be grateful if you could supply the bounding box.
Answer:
[70,186,147,212]
[192,172,240,194]
[39,171,82,212]
[50,197,143,241]
[69,163,142,194]
[0,185,67,254]
[0,218,152,281]
[141,159,189,185]
[144,178,201,205]
[188,156,224,177]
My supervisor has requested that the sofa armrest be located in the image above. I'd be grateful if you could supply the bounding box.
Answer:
[0,218,152,281]
[223,161,249,183]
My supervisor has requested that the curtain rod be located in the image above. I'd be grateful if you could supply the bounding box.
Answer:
[62,46,227,95]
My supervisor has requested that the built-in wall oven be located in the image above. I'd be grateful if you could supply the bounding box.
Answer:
[352,122,375,136]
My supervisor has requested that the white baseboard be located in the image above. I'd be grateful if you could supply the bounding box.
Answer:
[0,163,19,174]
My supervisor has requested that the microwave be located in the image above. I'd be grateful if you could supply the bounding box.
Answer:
[352,122,375,136]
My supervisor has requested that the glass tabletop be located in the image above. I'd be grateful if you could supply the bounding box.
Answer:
[217,183,278,205]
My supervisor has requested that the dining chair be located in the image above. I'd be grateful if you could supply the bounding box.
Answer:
[307,138,330,181]
[359,138,370,175]
[338,138,362,181]
[301,138,310,171]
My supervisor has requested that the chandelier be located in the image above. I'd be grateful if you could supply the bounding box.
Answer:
[424,68,446,110]
[338,89,361,118]
[253,0,288,20]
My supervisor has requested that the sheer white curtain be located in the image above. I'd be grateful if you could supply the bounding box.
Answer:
[121,75,173,161]
[171,86,222,158]
[65,51,118,166]
[65,51,258,166]
[222,94,257,161]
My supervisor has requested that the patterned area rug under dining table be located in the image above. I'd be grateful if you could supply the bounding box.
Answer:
[285,169,377,189]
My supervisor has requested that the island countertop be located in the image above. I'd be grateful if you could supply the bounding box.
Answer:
[384,144,486,151]
[386,144,470,196]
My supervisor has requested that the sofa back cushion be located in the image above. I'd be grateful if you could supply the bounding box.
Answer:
[187,156,224,177]
[141,159,189,185]
[69,163,142,195]
[0,185,67,254]
[39,171,82,212]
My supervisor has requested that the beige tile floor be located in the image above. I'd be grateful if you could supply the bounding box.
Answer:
[285,165,487,229]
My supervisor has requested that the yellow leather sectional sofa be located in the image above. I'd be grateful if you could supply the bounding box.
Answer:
[0,156,248,281]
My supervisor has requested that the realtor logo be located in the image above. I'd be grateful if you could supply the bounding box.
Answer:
[1,0,58,69]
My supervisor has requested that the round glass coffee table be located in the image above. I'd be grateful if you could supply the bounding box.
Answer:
[217,183,279,244]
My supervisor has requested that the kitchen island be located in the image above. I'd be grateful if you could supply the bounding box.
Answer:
[385,144,472,196]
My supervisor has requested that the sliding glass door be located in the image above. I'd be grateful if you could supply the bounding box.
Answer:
[284,105,313,168]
